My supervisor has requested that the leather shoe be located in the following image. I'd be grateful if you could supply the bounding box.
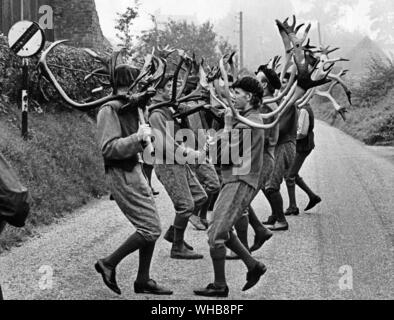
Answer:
[250,229,273,252]
[134,279,173,295]
[95,260,121,295]
[305,196,322,211]
[194,283,229,297]
[285,207,300,216]
[164,226,194,251]
[242,262,267,291]
[262,216,276,226]
[171,246,204,260]
[268,221,289,231]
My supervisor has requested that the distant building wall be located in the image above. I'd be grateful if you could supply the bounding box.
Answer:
[0,0,110,51]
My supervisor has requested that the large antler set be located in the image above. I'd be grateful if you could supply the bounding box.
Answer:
[202,15,352,129]
[36,14,352,129]
[36,40,169,111]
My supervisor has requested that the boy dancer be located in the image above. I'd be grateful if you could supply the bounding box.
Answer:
[285,103,321,215]
[149,76,207,260]
[194,77,267,297]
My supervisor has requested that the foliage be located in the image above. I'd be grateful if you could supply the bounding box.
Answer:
[0,36,108,251]
[352,56,394,108]
[115,1,141,56]
[136,19,236,68]
[314,56,394,146]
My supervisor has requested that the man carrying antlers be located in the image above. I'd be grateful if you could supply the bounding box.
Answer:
[149,75,207,260]
[95,65,173,296]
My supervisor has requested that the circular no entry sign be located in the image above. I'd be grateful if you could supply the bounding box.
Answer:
[8,21,45,57]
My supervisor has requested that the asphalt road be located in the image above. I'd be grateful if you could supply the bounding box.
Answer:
[0,121,393,300]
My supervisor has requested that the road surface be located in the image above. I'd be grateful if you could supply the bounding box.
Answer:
[0,121,393,300]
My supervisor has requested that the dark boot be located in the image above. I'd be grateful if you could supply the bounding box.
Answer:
[164,225,194,251]
[0,285,3,300]
[171,221,203,260]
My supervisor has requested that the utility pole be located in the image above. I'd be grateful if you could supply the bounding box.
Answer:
[317,22,323,48]
[150,14,159,50]
[21,0,24,20]
[239,11,244,70]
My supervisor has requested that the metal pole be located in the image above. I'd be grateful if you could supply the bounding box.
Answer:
[21,58,29,139]
[239,11,244,70]
[318,22,323,48]
[21,0,24,20]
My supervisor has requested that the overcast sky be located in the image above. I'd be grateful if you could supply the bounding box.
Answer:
[95,0,373,41]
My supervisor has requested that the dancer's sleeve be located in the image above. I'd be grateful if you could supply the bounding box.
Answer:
[97,106,143,160]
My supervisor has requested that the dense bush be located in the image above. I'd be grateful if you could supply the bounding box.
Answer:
[353,57,394,108]
[0,37,109,251]
[314,57,394,146]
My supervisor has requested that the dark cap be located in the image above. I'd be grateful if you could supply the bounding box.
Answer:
[231,76,264,98]
[255,65,282,90]
[156,74,174,89]
[114,64,140,88]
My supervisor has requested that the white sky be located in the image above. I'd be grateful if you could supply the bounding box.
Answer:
[95,0,373,41]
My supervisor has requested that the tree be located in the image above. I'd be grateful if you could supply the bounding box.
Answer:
[136,19,235,68]
[115,1,140,56]
[296,0,364,56]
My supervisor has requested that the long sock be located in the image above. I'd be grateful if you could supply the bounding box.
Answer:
[262,189,275,219]
[225,232,256,270]
[286,183,297,209]
[192,204,202,218]
[103,232,147,268]
[173,226,186,250]
[199,194,213,220]
[248,206,272,238]
[235,215,249,251]
[173,215,189,250]
[296,177,317,199]
[248,206,264,233]
[210,247,227,287]
[136,241,155,283]
[209,192,219,211]
[268,191,286,223]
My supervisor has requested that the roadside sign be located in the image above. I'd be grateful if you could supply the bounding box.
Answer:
[7,20,45,138]
[8,21,45,58]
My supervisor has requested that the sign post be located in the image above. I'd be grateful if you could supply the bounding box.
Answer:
[21,58,29,138]
[8,21,45,139]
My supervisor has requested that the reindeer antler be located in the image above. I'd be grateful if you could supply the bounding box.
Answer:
[315,80,348,121]
[36,40,128,111]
